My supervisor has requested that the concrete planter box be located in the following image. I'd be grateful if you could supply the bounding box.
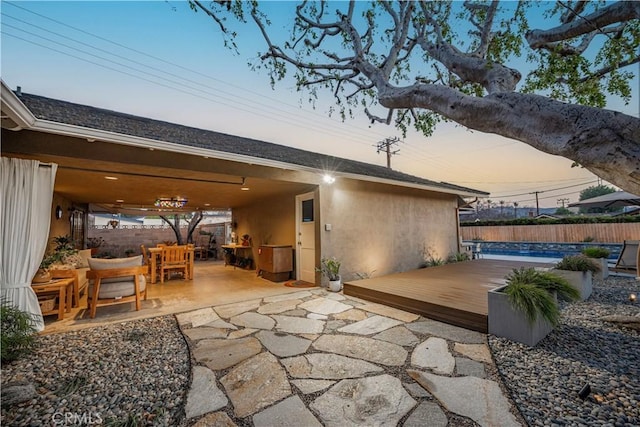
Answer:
[591,258,609,280]
[553,269,593,301]
[488,285,554,347]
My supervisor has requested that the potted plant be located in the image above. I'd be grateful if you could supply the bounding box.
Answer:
[553,254,600,300]
[34,254,57,283]
[581,246,610,280]
[488,267,579,346]
[317,257,342,292]
[86,237,105,256]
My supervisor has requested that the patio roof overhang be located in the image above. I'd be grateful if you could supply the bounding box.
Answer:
[1,80,487,212]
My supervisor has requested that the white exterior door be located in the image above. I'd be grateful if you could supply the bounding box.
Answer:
[296,192,316,283]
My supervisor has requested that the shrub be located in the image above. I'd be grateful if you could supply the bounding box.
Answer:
[1,300,38,363]
[556,255,600,273]
[503,267,580,326]
[446,252,470,263]
[581,246,611,259]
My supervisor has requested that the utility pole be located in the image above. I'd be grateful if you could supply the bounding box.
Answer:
[376,137,401,169]
[557,198,570,208]
[530,190,543,216]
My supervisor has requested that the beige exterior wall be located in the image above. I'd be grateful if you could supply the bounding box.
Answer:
[46,193,74,251]
[318,179,459,281]
[231,192,298,271]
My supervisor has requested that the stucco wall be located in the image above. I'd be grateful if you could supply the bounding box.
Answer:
[319,179,459,280]
[232,192,297,271]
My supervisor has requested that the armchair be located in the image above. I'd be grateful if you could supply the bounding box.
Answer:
[86,256,147,318]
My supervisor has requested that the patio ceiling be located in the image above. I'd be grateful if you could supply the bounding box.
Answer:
[2,133,317,213]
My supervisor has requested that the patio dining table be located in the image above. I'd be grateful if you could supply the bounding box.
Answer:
[148,246,195,284]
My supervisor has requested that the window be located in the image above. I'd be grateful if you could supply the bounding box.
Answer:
[302,199,314,222]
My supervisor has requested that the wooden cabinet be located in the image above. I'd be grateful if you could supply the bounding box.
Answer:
[259,245,293,282]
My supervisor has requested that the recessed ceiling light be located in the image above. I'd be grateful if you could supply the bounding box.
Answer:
[149,148,155,151]
[116,199,124,203]
[204,203,211,206]
[241,187,250,191]
[105,176,118,180]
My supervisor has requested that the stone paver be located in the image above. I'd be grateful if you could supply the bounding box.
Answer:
[333,308,368,321]
[255,330,311,357]
[230,312,275,330]
[307,313,328,320]
[282,353,383,379]
[253,395,322,427]
[179,291,524,427]
[193,337,262,370]
[311,374,416,427]
[313,335,408,366]
[257,299,303,315]
[454,342,493,363]
[183,327,227,341]
[403,402,448,427]
[191,412,237,427]
[273,315,325,334]
[185,366,228,419]
[227,328,257,339]
[411,337,455,375]
[214,299,262,319]
[358,302,420,322]
[262,291,312,303]
[337,315,402,335]
[176,308,220,328]
[406,319,485,343]
[373,326,420,347]
[221,352,291,418]
[408,370,522,427]
[299,297,352,315]
[291,379,336,394]
[456,357,486,378]
[204,319,238,330]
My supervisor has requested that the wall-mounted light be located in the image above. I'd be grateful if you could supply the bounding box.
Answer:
[323,174,336,184]
[55,205,63,220]
[630,293,637,303]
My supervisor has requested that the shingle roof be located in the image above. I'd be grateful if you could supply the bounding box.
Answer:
[17,92,486,196]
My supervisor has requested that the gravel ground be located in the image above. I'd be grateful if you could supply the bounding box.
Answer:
[490,275,640,427]
[2,276,638,426]
[1,315,190,426]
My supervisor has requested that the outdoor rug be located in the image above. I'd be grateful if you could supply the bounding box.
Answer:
[284,280,316,288]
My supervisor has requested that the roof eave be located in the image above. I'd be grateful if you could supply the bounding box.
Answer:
[0,81,36,130]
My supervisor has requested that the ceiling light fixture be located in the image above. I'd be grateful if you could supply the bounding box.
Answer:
[105,176,118,180]
[154,197,188,209]
[240,176,250,191]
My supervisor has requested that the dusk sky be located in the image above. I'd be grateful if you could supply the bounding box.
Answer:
[2,1,637,209]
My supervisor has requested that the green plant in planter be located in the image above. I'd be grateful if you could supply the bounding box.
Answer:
[1,299,38,362]
[556,255,600,273]
[317,257,341,281]
[503,267,580,327]
[581,247,611,259]
[446,252,470,263]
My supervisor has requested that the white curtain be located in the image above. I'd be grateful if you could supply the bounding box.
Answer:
[1,157,58,332]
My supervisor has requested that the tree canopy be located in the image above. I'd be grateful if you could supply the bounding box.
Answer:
[190,0,640,194]
[578,183,620,213]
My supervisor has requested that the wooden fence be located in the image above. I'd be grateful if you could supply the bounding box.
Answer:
[460,222,640,243]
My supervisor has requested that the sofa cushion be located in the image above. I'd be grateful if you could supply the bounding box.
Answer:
[89,277,146,299]
[77,249,92,268]
[88,256,144,284]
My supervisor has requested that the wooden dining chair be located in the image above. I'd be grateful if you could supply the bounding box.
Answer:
[160,245,189,283]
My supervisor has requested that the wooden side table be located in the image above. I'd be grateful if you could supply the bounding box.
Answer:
[31,278,74,320]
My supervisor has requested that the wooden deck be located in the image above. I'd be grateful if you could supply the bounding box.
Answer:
[343,259,553,333]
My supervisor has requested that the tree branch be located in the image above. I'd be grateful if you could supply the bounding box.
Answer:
[526,1,640,48]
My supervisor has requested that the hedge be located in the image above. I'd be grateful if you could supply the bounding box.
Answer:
[461,215,640,227]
